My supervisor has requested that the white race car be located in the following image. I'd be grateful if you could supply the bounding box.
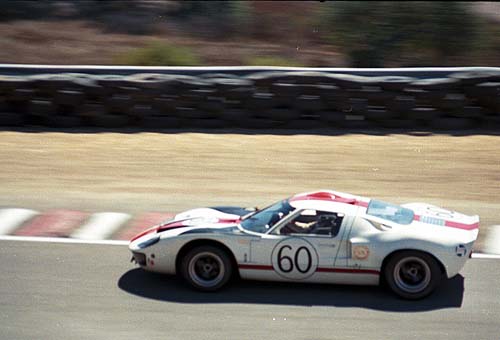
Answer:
[129,190,479,299]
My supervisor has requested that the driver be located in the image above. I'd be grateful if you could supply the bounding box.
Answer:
[294,220,317,230]
[282,218,317,234]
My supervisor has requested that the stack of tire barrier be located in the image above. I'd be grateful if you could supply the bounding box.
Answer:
[0,70,499,130]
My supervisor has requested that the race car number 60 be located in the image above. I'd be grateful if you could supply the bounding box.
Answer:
[277,245,312,273]
[271,238,319,280]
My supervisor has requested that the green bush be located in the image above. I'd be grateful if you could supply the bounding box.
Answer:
[245,56,303,67]
[114,42,201,66]
[170,1,253,39]
[320,2,479,67]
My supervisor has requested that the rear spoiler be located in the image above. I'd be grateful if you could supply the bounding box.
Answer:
[402,203,479,231]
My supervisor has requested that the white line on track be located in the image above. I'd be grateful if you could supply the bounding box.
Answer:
[482,225,500,255]
[1,235,500,259]
[0,235,128,246]
[70,212,131,240]
[0,208,38,235]
[471,253,500,259]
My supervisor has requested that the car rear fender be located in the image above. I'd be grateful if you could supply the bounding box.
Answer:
[380,248,447,281]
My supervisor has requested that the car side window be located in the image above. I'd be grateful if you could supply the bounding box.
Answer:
[276,210,344,237]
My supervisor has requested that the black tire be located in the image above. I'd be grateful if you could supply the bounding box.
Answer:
[408,107,441,121]
[386,97,415,114]
[46,115,82,128]
[223,87,255,101]
[247,94,275,110]
[319,110,345,125]
[199,100,224,114]
[348,98,368,114]
[376,76,416,91]
[450,106,482,119]
[141,116,182,129]
[267,108,300,121]
[449,70,500,86]
[431,117,476,130]
[7,89,35,103]
[189,118,227,129]
[481,115,500,128]
[54,90,85,107]
[364,108,394,121]
[130,105,156,119]
[90,114,130,128]
[238,117,282,129]
[30,100,56,116]
[270,83,301,97]
[106,95,132,114]
[408,78,460,91]
[294,95,325,112]
[379,119,416,129]
[326,73,373,89]
[180,245,233,292]
[384,250,442,300]
[220,108,249,122]
[281,118,323,130]
[0,112,24,126]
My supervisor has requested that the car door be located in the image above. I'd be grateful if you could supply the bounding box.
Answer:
[244,209,351,282]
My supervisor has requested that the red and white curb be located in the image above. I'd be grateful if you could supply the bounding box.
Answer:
[14,210,88,237]
[0,208,174,241]
[0,209,38,235]
[70,212,131,240]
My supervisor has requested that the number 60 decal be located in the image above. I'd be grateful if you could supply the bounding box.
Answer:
[271,238,318,280]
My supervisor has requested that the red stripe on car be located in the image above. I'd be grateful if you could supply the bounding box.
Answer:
[444,220,479,230]
[238,264,274,270]
[316,267,380,275]
[238,264,379,275]
[217,218,241,224]
[414,214,479,230]
[117,212,175,241]
[291,191,369,207]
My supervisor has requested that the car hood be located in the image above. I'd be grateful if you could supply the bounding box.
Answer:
[130,206,250,242]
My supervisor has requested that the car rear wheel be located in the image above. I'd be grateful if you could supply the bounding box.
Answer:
[181,245,233,291]
[384,250,442,300]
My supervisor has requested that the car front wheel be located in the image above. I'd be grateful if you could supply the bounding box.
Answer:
[384,250,442,300]
[181,245,233,291]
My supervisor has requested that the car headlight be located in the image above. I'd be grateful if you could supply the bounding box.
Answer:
[138,236,160,249]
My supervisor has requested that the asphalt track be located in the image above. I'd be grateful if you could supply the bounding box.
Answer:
[1,240,499,340]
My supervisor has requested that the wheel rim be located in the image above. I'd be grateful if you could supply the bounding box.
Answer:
[188,252,225,288]
[393,256,431,294]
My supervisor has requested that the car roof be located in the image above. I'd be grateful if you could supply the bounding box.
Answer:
[289,190,370,215]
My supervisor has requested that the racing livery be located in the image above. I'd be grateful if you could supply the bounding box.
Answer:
[129,190,479,299]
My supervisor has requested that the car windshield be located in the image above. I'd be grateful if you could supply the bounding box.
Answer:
[366,199,414,225]
[240,199,294,233]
